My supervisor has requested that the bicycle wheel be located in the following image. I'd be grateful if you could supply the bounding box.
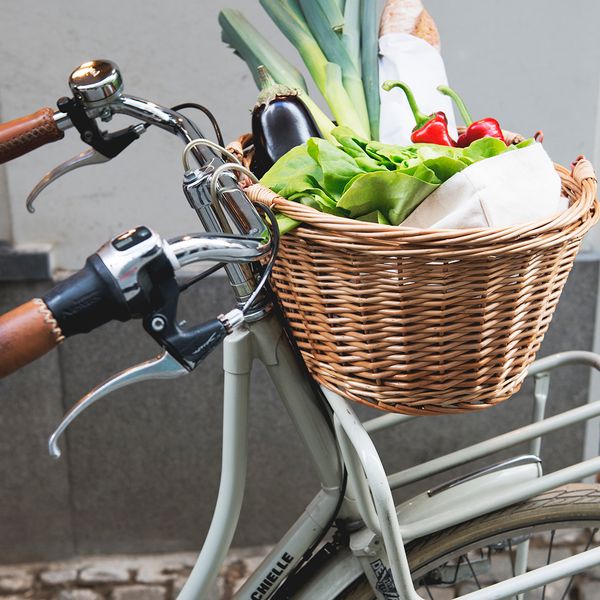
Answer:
[336,484,600,599]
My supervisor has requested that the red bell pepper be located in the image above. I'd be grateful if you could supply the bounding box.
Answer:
[437,85,505,147]
[382,80,456,147]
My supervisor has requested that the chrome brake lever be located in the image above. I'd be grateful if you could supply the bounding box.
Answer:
[48,351,188,459]
[26,148,110,213]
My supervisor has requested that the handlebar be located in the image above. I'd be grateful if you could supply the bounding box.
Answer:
[0,58,271,314]
[0,226,270,379]
[0,299,64,378]
[0,108,65,164]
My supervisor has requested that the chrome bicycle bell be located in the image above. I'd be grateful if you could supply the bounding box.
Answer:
[69,60,124,108]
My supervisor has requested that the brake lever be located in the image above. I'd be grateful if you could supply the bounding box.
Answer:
[48,351,188,459]
[26,148,109,213]
[26,100,147,212]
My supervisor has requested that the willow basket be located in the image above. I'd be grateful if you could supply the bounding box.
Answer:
[242,148,598,415]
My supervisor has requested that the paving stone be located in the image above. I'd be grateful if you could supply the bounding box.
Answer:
[578,580,600,600]
[0,573,33,593]
[527,546,572,569]
[40,568,79,586]
[533,581,573,600]
[110,584,166,600]
[172,576,223,599]
[416,585,456,600]
[79,564,130,584]
[225,559,250,596]
[136,565,173,585]
[56,590,104,600]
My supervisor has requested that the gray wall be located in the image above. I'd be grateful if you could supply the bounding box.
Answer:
[0,262,597,563]
[1,1,599,266]
[1,0,600,563]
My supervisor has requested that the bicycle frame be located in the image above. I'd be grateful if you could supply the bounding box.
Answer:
[170,307,600,600]
[2,58,599,600]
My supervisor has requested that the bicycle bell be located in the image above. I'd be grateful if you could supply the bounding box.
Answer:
[69,60,124,108]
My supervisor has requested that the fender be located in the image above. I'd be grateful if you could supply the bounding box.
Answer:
[291,456,542,600]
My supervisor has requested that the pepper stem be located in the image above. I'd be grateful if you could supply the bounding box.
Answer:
[381,80,429,128]
[437,85,473,125]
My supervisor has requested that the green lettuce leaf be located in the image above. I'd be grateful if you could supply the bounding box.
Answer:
[261,129,533,233]
[337,170,439,225]
[306,138,364,201]
[260,145,321,194]
[357,210,391,225]
[462,137,509,162]
[276,214,301,235]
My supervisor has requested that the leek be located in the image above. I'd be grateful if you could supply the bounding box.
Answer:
[260,0,368,138]
[360,0,380,139]
[342,0,360,73]
[278,0,311,35]
[315,0,345,33]
[219,9,335,139]
[219,9,307,91]
[298,0,371,136]
[333,0,346,15]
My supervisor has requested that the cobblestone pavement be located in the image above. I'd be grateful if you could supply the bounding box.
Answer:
[2,535,600,599]
[0,547,271,600]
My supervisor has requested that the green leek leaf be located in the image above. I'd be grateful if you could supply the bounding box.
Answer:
[360,0,380,139]
[298,0,370,135]
[342,0,361,73]
[219,9,334,139]
[219,9,307,92]
[315,0,345,32]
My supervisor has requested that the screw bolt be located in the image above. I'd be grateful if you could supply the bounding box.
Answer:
[151,316,166,332]
[82,131,93,143]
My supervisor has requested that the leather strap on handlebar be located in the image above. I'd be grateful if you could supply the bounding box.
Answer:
[0,299,64,378]
[0,108,64,164]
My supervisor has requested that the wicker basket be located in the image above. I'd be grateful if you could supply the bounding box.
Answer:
[239,140,598,415]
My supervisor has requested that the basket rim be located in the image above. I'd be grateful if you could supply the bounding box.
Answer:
[245,157,598,248]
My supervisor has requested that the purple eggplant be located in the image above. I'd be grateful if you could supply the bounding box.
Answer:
[251,66,321,178]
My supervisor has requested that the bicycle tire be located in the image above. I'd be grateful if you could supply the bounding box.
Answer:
[335,484,600,599]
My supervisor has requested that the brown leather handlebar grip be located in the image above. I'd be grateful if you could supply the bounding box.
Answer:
[0,299,64,378]
[0,108,65,164]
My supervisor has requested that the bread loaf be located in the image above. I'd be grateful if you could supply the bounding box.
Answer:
[379,0,441,51]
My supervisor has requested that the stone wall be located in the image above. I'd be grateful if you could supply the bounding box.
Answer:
[0,259,598,563]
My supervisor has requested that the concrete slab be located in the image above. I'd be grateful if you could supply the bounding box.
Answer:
[0,260,597,560]
[0,281,74,562]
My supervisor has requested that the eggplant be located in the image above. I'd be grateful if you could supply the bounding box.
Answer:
[251,66,321,178]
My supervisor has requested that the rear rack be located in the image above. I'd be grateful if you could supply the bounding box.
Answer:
[323,351,600,600]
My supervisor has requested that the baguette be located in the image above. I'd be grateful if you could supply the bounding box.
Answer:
[379,0,441,51]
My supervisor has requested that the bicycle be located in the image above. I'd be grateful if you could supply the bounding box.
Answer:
[1,59,600,600]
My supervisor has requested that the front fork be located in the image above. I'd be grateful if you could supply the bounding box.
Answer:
[177,312,345,600]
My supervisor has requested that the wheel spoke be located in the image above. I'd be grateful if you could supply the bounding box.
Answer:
[540,529,555,600]
[424,583,435,600]
[339,485,600,600]
[465,555,482,590]
[558,527,598,600]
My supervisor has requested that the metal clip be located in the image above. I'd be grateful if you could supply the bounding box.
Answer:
[48,351,188,459]
[26,148,109,213]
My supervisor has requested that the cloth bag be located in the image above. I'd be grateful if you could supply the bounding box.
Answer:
[379,32,457,145]
[401,143,564,229]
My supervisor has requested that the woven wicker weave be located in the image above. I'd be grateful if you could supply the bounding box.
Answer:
[244,150,598,415]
